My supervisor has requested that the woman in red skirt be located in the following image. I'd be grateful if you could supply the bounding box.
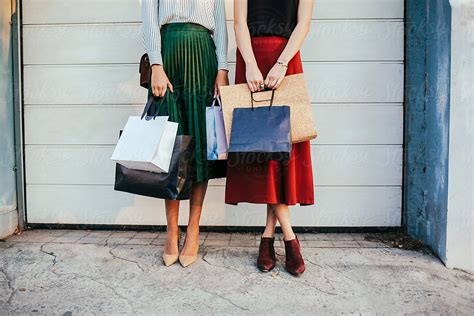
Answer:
[227,0,315,276]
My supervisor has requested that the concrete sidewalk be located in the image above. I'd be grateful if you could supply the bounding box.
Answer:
[1,230,473,315]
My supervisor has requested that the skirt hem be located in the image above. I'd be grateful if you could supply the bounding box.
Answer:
[224,199,315,207]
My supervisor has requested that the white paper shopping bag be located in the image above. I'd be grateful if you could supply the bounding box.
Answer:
[206,97,228,160]
[110,116,178,173]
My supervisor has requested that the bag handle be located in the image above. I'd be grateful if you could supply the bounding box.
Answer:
[141,93,167,120]
[211,96,223,111]
[251,88,276,110]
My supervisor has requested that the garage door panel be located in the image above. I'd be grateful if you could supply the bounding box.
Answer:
[22,0,404,227]
[314,105,403,145]
[26,185,402,227]
[23,21,403,65]
[23,24,142,65]
[307,63,403,103]
[23,65,143,105]
[25,145,402,186]
[23,0,403,25]
[312,0,403,20]
[24,63,403,105]
[22,0,142,25]
[24,106,144,145]
[24,105,403,145]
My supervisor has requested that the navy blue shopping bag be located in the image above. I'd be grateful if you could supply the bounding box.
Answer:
[228,89,291,163]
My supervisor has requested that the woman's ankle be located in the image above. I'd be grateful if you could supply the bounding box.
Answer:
[185,222,200,236]
[262,232,275,238]
[262,227,275,238]
[166,227,180,237]
[283,232,296,241]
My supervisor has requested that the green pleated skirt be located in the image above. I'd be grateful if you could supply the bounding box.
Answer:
[147,23,227,183]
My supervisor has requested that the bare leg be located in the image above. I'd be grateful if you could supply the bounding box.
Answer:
[180,181,208,256]
[273,203,304,275]
[273,204,296,241]
[256,204,278,272]
[164,200,180,255]
[262,204,278,238]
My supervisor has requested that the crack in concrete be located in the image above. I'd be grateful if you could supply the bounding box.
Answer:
[40,244,58,266]
[354,248,427,264]
[49,267,136,314]
[275,250,285,260]
[278,262,339,297]
[306,259,338,292]
[312,260,358,285]
[107,244,145,273]
[308,259,377,298]
[200,288,249,311]
[287,276,339,296]
[201,249,257,277]
[0,266,15,305]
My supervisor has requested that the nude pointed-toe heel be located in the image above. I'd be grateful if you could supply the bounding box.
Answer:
[179,236,199,268]
[162,254,179,267]
[178,253,198,268]
[162,230,181,267]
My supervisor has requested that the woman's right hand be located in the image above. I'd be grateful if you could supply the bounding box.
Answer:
[151,64,174,97]
[245,62,264,92]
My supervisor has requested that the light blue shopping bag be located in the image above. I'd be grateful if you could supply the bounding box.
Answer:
[206,97,228,160]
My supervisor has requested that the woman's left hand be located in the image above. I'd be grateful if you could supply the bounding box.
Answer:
[265,63,287,89]
[214,70,230,97]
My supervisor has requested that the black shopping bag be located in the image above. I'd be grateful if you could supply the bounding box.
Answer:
[228,89,291,163]
[114,131,195,200]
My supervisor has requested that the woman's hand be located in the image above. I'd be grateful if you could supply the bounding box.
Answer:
[214,70,229,97]
[246,62,265,92]
[151,64,173,97]
[265,62,287,90]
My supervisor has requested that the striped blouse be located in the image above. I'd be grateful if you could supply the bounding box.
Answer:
[141,0,228,70]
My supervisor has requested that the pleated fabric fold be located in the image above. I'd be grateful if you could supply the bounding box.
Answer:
[147,23,227,183]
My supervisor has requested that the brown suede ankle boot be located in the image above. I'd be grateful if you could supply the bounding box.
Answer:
[257,237,276,272]
[284,236,305,276]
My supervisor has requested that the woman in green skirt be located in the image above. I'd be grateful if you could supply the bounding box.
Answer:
[142,0,229,268]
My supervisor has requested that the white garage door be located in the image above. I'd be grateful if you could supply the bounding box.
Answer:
[22,0,404,227]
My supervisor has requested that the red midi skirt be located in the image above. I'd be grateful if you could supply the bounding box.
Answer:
[225,36,315,206]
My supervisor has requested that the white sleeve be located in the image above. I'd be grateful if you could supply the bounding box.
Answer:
[142,0,163,66]
[213,0,229,70]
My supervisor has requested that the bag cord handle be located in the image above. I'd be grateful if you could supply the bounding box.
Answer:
[251,89,275,110]
[211,95,223,110]
[141,93,167,120]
